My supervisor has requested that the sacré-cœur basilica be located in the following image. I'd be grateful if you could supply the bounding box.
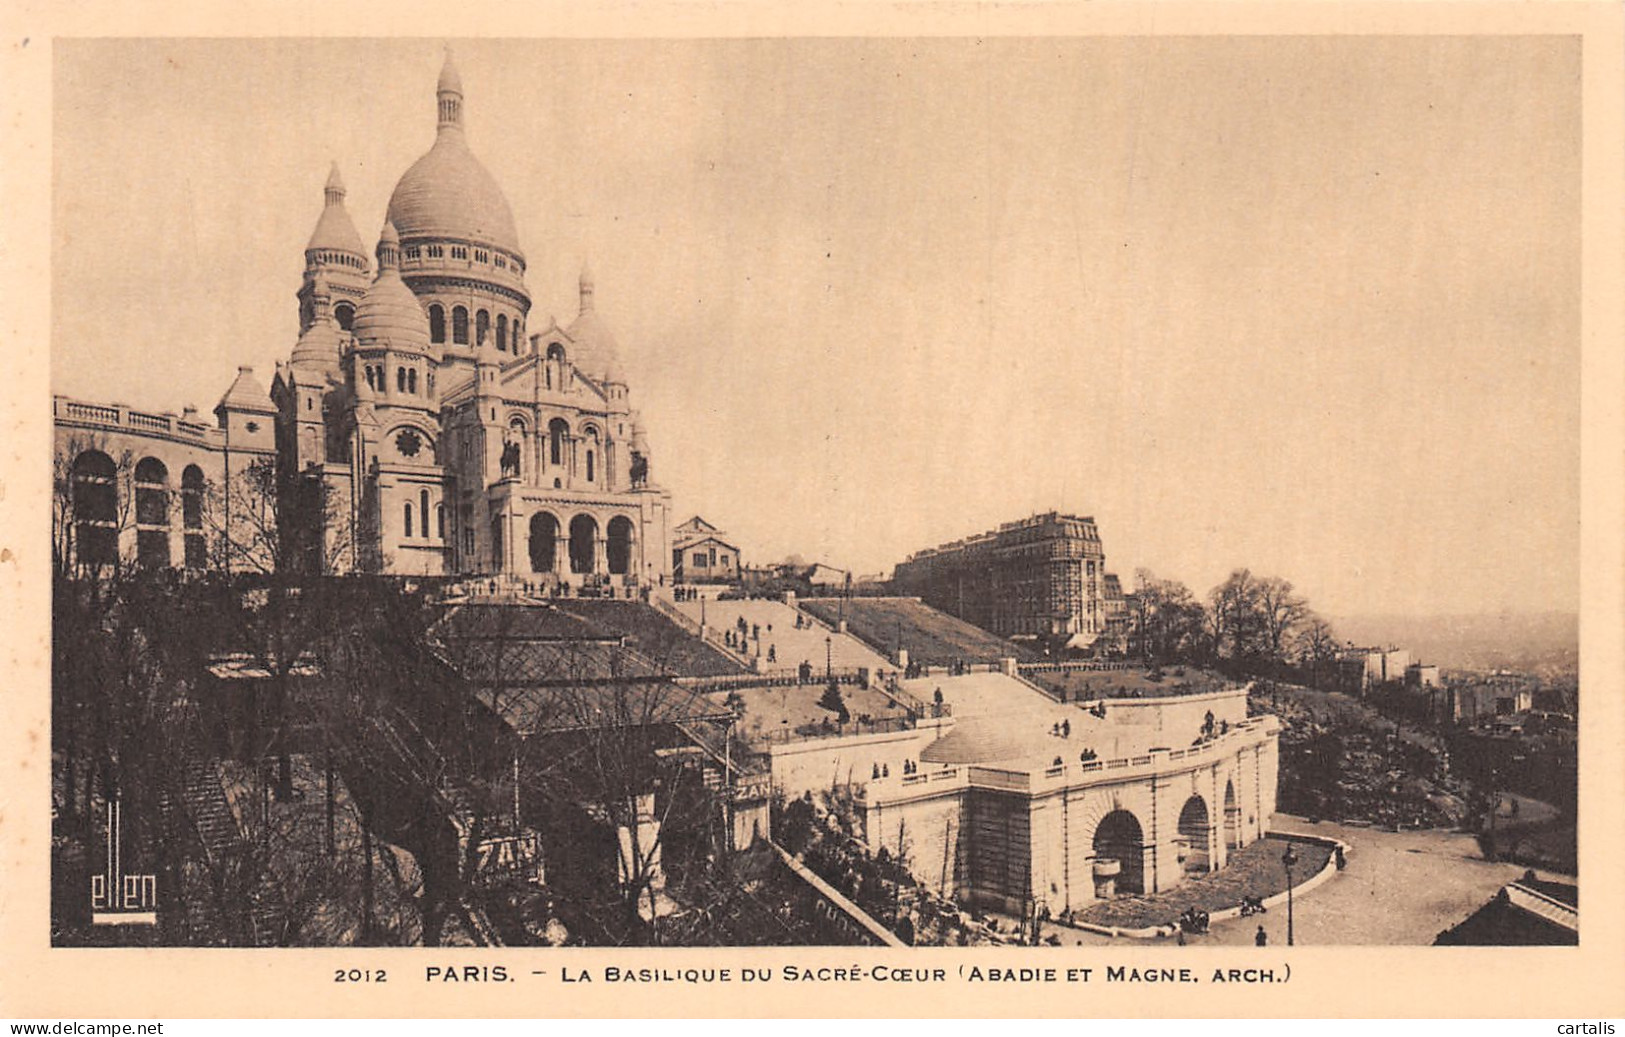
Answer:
[54,52,672,589]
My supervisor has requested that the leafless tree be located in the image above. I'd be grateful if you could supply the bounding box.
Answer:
[1256,575,1310,665]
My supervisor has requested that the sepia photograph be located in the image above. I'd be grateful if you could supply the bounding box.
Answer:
[42,33,1586,952]
[5,11,1623,1021]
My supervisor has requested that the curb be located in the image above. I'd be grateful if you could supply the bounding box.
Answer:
[1062,831,1350,939]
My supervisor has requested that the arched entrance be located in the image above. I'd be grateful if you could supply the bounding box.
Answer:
[1092,810,1145,897]
[569,514,598,574]
[1223,780,1241,850]
[1178,795,1212,874]
[529,513,559,573]
[606,515,634,575]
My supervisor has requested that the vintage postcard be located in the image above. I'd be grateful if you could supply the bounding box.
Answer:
[2,1,1622,1021]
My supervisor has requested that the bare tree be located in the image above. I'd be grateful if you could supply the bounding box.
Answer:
[1208,568,1265,663]
[1255,575,1310,666]
[1292,613,1340,688]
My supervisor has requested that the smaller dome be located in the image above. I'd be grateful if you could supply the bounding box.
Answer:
[290,318,342,373]
[565,266,627,384]
[352,222,430,354]
[306,162,367,257]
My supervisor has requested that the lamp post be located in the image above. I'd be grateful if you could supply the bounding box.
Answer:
[1282,841,1299,947]
[825,635,833,681]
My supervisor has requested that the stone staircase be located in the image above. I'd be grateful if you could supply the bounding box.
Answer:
[674,597,892,674]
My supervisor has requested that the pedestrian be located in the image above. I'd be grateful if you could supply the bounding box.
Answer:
[1255,925,1268,946]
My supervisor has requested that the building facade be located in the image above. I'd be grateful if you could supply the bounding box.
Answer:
[54,55,672,590]
[672,516,741,584]
[892,512,1118,648]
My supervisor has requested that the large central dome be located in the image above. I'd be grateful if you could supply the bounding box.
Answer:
[386,54,523,257]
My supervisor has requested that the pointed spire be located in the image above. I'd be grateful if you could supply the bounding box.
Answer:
[579,260,595,313]
[376,220,400,272]
[437,46,464,133]
[324,161,345,205]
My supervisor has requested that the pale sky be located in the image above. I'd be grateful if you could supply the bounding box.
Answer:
[52,37,1580,617]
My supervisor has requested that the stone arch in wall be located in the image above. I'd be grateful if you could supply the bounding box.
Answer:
[133,457,171,568]
[1177,794,1212,875]
[568,513,599,574]
[181,464,207,569]
[71,449,119,567]
[606,514,634,575]
[1091,809,1146,897]
[529,511,560,574]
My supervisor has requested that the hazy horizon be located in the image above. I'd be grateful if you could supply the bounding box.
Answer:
[52,37,1580,617]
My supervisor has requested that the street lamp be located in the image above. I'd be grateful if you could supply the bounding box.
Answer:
[1281,841,1300,947]
[825,636,833,680]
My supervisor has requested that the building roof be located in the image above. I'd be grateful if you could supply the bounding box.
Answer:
[565,266,626,384]
[290,273,343,373]
[386,54,521,256]
[216,365,276,415]
[352,222,431,354]
[474,679,734,737]
[676,515,721,534]
[676,535,739,554]
[306,161,367,256]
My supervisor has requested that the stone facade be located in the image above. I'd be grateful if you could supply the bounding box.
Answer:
[53,54,672,589]
[862,712,1281,915]
[892,511,1120,648]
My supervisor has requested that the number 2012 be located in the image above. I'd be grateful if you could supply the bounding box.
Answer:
[335,969,387,982]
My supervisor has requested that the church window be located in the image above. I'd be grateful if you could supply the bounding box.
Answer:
[496,314,508,352]
[404,502,413,538]
[427,371,435,393]
[475,249,489,264]
[586,449,595,483]
[408,369,418,394]
[549,418,568,466]
[476,310,490,347]
[437,504,445,540]
[334,301,355,331]
[395,429,422,458]
[495,255,507,269]
[427,244,443,258]
[420,490,431,537]
[404,246,420,260]
[397,367,407,392]
[429,304,446,343]
[451,246,468,260]
[452,307,469,344]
